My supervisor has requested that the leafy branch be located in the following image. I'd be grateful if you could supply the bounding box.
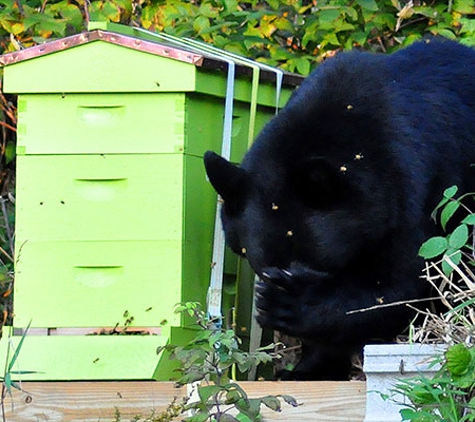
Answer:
[154,303,300,422]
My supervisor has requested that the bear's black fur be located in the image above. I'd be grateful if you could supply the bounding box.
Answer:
[204,40,475,380]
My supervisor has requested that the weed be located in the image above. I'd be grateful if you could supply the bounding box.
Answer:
[113,303,299,422]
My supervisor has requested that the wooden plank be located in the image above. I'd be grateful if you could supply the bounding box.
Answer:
[244,381,366,421]
[0,381,366,421]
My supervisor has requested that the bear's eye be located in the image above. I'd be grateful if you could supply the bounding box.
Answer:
[293,157,347,208]
[223,199,246,217]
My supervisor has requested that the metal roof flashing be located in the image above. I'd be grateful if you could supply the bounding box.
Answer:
[0,29,205,67]
[0,28,303,86]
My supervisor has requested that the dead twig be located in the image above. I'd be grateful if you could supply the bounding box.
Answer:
[346,296,441,315]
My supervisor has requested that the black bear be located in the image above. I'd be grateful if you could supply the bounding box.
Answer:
[204,40,475,380]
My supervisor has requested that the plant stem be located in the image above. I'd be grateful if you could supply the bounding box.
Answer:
[0,198,13,258]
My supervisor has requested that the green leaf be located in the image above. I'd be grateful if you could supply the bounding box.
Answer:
[323,32,340,46]
[3,372,11,396]
[442,250,461,276]
[177,370,206,385]
[57,3,83,30]
[441,200,460,231]
[193,15,210,34]
[261,395,282,412]
[334,22,355,33]
[198,384,222,404]
[343,6,359,21]
[199,2,218,18]
[400,408,418,421]
[274,16,294,32]
[8,320,31,372]
[406,383,437,406]
[5,141,15,164]
[235,413,253,422]
[446,344,472,376]
[89,1,120,22]
[226,387,243,404]
[460,16,475,35]
[454,0,475,14]
[280,394,299,407]
[462,214,475,225]
[295,57,311,76]
[349,31,369,46]
[418,236,448,259]
[356,0,379,11]
[224,0,238,12]
[318,9,340,23]
[400,408,437,421]
[236,397,261,419]
[431,186,458,221]
[445,248,462,266]
[448,224,469,249]
[224,382,248,397]
[432,28,458,41]
[468,395,475,409]
[444,185,459,198]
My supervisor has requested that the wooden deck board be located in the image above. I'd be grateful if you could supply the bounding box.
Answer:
[0,381,366,421]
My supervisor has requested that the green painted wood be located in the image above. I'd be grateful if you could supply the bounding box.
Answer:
[16,93,187,155]
[185,93,275,163]
[2,31,297,107]
[3,41,196,94]
[14,155,215,329]
[15,155,183,241]
[0,326,203,381]
[195,70,293,109]
[14,240,183,328]
[181,154,216,320]
[0,329,170,380]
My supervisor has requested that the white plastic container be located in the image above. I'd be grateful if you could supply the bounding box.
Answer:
[363,343,445,422]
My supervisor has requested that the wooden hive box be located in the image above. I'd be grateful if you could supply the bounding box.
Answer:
[0,22,301,380]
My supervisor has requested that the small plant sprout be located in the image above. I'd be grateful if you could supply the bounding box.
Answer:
[0,321,37,422]
[155,303,299,422]
[418,185,475,277]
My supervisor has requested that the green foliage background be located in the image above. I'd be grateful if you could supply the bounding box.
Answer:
[3,1,475,73]
[0,0,475,325]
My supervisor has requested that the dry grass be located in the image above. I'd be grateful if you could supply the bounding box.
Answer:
[409,251,475,345]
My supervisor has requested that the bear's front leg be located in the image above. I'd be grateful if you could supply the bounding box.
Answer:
[254,266,358,381]
[254,265,331,337]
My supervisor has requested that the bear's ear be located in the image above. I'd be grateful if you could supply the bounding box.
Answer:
[295,157,347,207]
[204,151,249,210]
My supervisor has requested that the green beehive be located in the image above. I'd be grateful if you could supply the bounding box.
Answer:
[0,23,301,380]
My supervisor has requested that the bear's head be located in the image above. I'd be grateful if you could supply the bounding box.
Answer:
[204,97,401,278]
